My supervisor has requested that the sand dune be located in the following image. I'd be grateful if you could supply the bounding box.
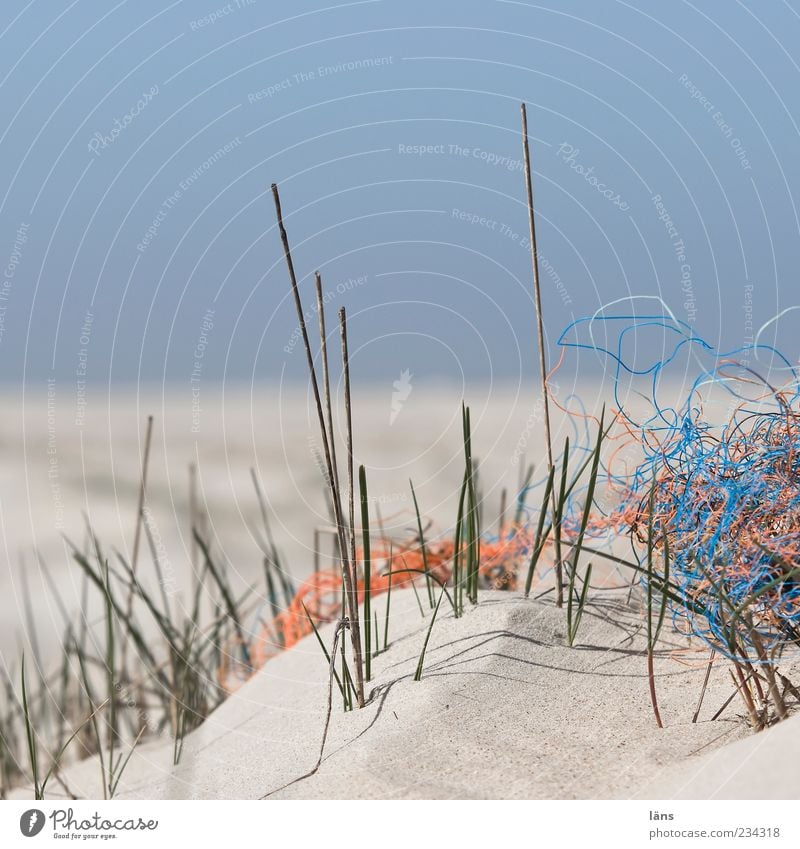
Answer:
[5,382,796,801]
[640,712,800,800]
[34,586,795,801]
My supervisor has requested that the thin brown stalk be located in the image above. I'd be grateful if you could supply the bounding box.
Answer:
[747,656,767,706]
[647,650,662,728]
[710,677,742,722]
[270,183,364,707]
[645,478,664,728]
[340,600,351,711]
[521,102,562,606]
[692,650,716,723]
[340,307,357,576]
[313,527,321,574]
[270,184,342,526]
[315,273,341,495]
[339,306,366,705]
[779,672,800,704]
[747,621,787,720]
[733,664,762,729]
[261,620,347,797]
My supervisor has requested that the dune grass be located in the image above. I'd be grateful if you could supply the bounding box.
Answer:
[645,480,668,728]
[2,106,799,801]
[566,407,604,647]
[414,585,446,682]
[3,336,795,801]
[410,480,435,608]
[359,464,373,681]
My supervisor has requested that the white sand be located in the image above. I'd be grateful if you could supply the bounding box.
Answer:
[640,713,800,800]
[5,382,797,800]
[37,586,796,801]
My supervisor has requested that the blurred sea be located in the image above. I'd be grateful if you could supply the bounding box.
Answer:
[0,377,660,659]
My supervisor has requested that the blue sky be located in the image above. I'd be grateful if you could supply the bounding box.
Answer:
[1,0,800,390]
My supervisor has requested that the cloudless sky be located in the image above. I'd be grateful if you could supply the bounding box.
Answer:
[2,0,800,393]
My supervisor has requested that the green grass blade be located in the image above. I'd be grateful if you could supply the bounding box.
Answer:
[528,416,616,553]
[383,543,393,649]
[75,647,107,799]
[359,465,372,682]
[194,532,251,668]
[568,406,605,578]
[409,577,425,617]
[655,532,670,642]
[410,479,435,608]
[263,556,280,617]
[414,584,446,682]
[452,464,469,617]
[69,546,165,684]
[110,726,145,798]
[568,561,593,646]
[382,567,456,613]
[20,656,40,799]
[566,408,605,644]
[40,698,109,798]
[513,463,535,527]
[524,464,556,596]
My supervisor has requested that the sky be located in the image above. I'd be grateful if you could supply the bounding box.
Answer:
[2,0,800,393]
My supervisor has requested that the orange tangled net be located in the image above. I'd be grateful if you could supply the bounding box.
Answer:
[218,531,528,690]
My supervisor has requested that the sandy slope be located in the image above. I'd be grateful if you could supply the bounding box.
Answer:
[639,712,800,800]
[40,586,795,801]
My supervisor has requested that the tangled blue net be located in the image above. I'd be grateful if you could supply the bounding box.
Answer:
[557,303,800,660]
